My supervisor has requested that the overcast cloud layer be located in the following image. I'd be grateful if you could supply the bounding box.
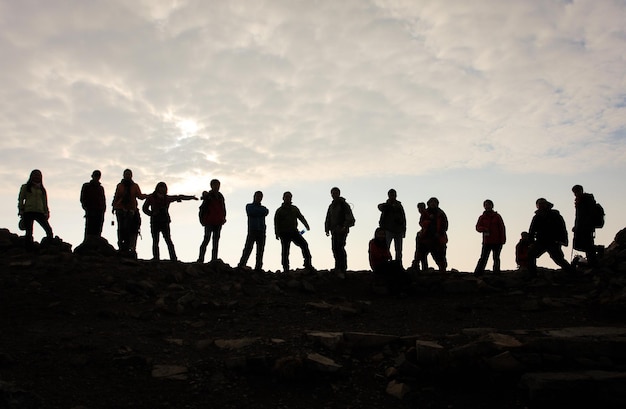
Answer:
[1,0,625,194]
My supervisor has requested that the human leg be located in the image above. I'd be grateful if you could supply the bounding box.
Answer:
[150,222,161,260]
[198,225,212,262]
[474,244,491,276]
[331,231,348,271]
[292,232,313,269]
[210,224,222,261]
[21,212,36,249]
[547,244,573,273]
[239,233,255,267]
[492,244,503,273]
[254,231,266,271]
[392,233,403,265]
[527,243,547,278]
[32,212,53,240]
[432,243,447,272]
[280,235,292,272]
[161,224,177,261]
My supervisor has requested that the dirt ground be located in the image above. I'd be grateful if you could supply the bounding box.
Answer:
[0,235,623,409]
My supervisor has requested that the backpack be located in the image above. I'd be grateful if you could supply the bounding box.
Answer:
[593,202,605,228]
[344,201,356,227]
[198,200,209,226]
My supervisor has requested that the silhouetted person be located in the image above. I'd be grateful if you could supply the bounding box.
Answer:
[142,182,197,261]
[474,199,506,276]
[369,227,410,294]
[18,169,53,249]
[412,202,429,272]
[238,191,269,271]
[274,191,314,272]
[80,170,106,238]
[516,231,531,269]
[422,197,449,272]
[527,198,572,278]
[112,169,146,258]
[572,184,599,267]
[325,187,355,276]
[378,189,406,266]
[197,179,226,263]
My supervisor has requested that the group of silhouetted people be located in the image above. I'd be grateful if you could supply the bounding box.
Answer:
[17,169,604,285]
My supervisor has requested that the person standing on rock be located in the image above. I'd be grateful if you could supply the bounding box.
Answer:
[112,169,147,258]
[377,189,406,266]
[325,187,355,277]
[474,199,506,276]
[412,202,430,272]
[142,182,197,261]
[238,191,269,271]
[80,170,106,239]
[527,198,573,278]
[421,197,449,272]
[18,169,54,250]
[274,191,315,273]
[571,185,599,267]
[197,179,226,263]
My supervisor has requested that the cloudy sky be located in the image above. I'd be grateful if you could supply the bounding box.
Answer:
[1,0,625,272]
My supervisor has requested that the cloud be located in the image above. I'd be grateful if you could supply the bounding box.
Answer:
[0,0,625,193]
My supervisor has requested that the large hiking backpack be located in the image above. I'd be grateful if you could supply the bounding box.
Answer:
[593,202,605,228]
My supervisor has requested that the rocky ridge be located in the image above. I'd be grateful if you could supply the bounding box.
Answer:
[1,227,626,408]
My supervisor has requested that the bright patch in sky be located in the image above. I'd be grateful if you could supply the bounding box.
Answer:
[177,119,199,139]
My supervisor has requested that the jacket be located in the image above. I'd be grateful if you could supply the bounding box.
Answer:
[113,181,145,211]
[246,202,269,232]
[529,206,568,246]
[325,197,355,234]
[18,184,49,215]
[199,191,226,226]
[573,192,596,233]
[476,210,506,245]
[368,238,391,271]
[423,208,448,244]
[274,204,308,235]
[378,200,406,235]
[80,181,106,213]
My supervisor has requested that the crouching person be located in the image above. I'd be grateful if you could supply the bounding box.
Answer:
[369,227,411,295]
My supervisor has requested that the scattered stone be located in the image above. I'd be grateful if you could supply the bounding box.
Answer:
[386,380,410,399]
[151,364,188,380]
[415,340,446,365]
[484,351,525,372]
[214,338,260,350]
[305,353,342,373]
[306,331,344,351]
[343,332,399,348]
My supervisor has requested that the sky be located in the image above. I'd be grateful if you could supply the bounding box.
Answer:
[1,0,625,273]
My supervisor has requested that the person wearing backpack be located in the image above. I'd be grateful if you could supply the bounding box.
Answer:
[572,185,600,267]
[112,169,147,258]
[325,187,356,277]
[197,179,226,263]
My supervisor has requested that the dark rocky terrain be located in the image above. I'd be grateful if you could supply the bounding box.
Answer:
[1,228,626,409]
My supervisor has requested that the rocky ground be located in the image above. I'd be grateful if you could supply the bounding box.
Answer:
[1,228,626,409]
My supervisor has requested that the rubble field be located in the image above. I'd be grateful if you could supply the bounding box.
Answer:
[1,227,626,409]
